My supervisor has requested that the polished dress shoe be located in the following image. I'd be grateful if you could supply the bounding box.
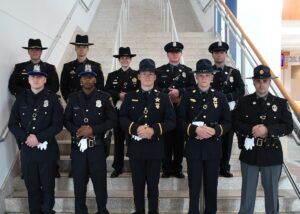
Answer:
[173,171,185,178]
[219,170,233,177]
[110,170,122,178]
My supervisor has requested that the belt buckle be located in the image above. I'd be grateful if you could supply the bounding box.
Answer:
[88,139,94,148]
[256,138,263,147]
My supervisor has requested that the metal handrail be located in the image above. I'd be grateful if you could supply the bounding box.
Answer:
[111,0,130,72]
[214,0,300,201]
[160,0,184,64]
[0,126,9,143]
[197,0,214,12]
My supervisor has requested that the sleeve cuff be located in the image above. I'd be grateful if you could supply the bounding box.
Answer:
[214,124,224,137]
[152,123,163,136]
[128,122,139,135]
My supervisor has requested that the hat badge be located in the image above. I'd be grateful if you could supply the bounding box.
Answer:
[85,64,92,72]
[259,70,264,75]
[33,64,41,73]
[172,42,176,47]
[218,41,222,46]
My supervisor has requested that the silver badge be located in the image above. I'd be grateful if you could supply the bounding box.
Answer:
[272,104,278,112]
[70,70,76,75]
[96,100,102,108]
[182,72,186,78]
[229,76,234,83]
[43,100,49,107]
[84,118,89,123]
[166,69,169,72]
[252,101,256,105]
[267,102,271,106]
[225,72,228,75]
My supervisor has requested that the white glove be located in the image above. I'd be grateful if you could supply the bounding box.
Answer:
[132,134,142,141]
[228,101,236,111]
[244,137,254,150]
[116,100,123,110]
[78,138,88,152]
[192,121,204,127]
[37,141,48,151]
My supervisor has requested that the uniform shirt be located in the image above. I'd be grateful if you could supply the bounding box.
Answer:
[119,89,176,159]
[8,61,59,96]
[8,88,63,162]
[156,63,196,97]
[104,67,140,105]
[211,65,245,102]
[233,93,293,166]
[60,59,104,101]
[63,89,117,140]
[178,88,231,160]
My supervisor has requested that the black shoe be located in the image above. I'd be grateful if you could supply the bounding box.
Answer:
[161,172,171,178]
[219,170,233,177]
[173,171,185,178]
[68,170,73,178]
[110,170,122,178]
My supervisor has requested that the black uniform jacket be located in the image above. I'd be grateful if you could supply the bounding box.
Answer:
[8,61,59,96]
[8,89,63,162]
[119,89,176,159]
[60,59,104,101]
[104,67,140,105]
[211,65,245,102]
[63,90,117,142]
[178,88,231,160]
[233,93,293,166]
[156,63,196,96]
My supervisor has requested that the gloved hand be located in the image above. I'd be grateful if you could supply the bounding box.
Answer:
[37,141,48,151]
[132,134,142,141]
[244,137,254,150]
[228,101,236,111]
[78,138,88,152]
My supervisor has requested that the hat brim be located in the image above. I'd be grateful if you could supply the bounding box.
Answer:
[138,68,157,73]
[79,71,97,77]
[194,70,214,74]
[246,76,278,79]
[70,42,94,46]
[209,48,228,53]
[22,47,48,50]
[27,72,48,77]
[165,48,182,53]
[113,54,137,58]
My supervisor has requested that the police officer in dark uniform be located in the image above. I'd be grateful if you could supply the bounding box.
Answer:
[64,64,117,214]
[178,59,231,214]
[105,47,140,178]
[156,41,196,178]
[119,59,176,214]
[60,34,105,101]
[208,41,245,177]
[8,64,63,214]
[233,65,293,214]
[8,38,59,96]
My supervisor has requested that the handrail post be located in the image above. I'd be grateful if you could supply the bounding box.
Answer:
[240,37,246,80]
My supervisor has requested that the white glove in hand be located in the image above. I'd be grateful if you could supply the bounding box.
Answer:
[116,100,123,110]
[78,138,88,152]
[244,137,254,150]
[192,121,204,127]
[37,141,48,151]
[228,101,236,111]
[132,135,142,141]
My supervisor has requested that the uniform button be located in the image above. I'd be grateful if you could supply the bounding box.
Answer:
[86,109,89,112]
[203,115,206,118]
[22,113,25,115]
[34,109,37,111]
[33,118,36,120]
[274,116,276,119]
[203,99,206,102]
[98,113,101,115]
[32,127,36,130]
[45,112,47,115]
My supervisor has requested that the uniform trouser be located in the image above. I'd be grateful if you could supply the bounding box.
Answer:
[112,125,126,172]
[71,145,109,214]
[220,131,234,172]
[162,107,184,174]
[22,160,56,214]
[187,159,219,214]
[238,162,282,214]
[129,158,161,214]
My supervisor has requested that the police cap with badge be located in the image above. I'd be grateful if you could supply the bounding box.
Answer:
[164,41,184,53]
[208,41,229,53]
[247,65,278,79]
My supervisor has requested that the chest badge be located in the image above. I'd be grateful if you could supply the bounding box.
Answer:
[190,98,196,103]
[182,72,186,78]
[132,77,137,84]
[70,70,76,75]
[96,100,102,108]
[43,100,49,108]
[272,104,278,112]
[229,76,234,83]
[213,97,218,109]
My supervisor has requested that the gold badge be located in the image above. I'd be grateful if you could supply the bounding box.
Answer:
[272,104,278,112]
[155,97,160,102]
[259,70,264,75]
[132,77,137,83]
[190,98,196,102]
[213,97,218,109]
[155,97,160,109]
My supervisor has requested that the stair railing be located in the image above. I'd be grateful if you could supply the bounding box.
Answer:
[214,0,300,200]
[111,0,130,72]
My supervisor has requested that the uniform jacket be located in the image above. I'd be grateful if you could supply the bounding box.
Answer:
[60,59,104,101]
[178,88,231,160]
[8,61,59,96]
[8,89,63,162]
[104,67,140,105]
[119,89,176,159]
[233,93,293,166]
[211,65,245,102]
[63,89,117,142]
[156,63,196,96]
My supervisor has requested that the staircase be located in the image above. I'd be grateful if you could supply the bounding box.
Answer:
[4,0,300,213]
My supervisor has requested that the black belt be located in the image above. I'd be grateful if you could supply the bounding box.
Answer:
[254,138,278,147]
[72,137,100,148]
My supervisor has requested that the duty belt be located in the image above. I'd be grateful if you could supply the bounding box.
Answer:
[72,137,99,148]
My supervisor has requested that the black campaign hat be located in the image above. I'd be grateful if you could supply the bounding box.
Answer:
[113,47,136,58]
[27,64,48,77]
[70,34,94,46]
[164,41,184,52]
[22,39,48,50]
[194,59,214,74]
[208,41,229,53]
[247,65,278,79]
[138,59,157,73]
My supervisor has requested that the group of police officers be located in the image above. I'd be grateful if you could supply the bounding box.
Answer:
[7,35,293,214]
